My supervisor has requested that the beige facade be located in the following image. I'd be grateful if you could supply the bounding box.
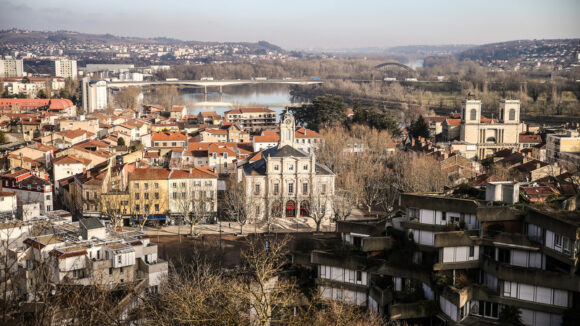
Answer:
[460,99,525,159]
[238,112,335,222]
[546,130,580,164]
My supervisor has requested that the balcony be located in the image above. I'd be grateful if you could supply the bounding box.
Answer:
[481,258,580,292]
[138,258,168,276]
[434,231,479,247]
[389,300,437,320]
[361,237,395,252]
[400,219,458,232]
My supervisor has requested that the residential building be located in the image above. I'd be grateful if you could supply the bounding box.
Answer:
[0,191,17,218]
[167,167,218,220]
[0,98,75,115]
[546,130,580,168]
[292,183,580,326]
[0,58,24,77]
[252,127,321,153]
[238,112,335,221]
[151,131,187,154]
[1,169,53,212]
[52,155,92,188]
[82,78,108,113]
[6,216,167,316]
[128,168,170,223]
[169,105,186,120]
[52,59,78,79]
[224,107,277,132]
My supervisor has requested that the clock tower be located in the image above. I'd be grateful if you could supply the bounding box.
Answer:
[278,111,295,148]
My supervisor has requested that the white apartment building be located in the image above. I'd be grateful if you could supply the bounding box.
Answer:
[82,78,108,113]
[0,59,24,77]
[53,59,78,79]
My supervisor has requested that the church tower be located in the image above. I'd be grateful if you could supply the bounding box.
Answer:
[278,111,295,148]
[462,99,481,124]
[499,99,520,124]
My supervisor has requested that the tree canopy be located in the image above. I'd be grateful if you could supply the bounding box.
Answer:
[409,115,430,139]
[290,95,347,131]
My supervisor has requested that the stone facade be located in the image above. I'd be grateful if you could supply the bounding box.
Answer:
[238,112,335,221]
[460,99,525,159]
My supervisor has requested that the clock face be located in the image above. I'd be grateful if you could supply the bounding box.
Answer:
[285,119,291,125]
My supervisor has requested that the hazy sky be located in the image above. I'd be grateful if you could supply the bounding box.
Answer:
[1,0,579,49]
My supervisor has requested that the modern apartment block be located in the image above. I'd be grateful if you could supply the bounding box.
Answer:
[0,58,24,77]
[546,130,580,169]
[52,59,78,79]
[293,182,579,326]
[224,107,277,133]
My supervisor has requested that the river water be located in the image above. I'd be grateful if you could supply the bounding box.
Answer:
[178,84,307,119]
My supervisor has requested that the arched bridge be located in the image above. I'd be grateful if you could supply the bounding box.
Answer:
[373,62,413,71]
[107,79,323,89]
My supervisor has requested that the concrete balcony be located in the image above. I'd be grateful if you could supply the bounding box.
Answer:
[311,250,368,270]
[434,260,480,271]
[337,220,385,236]
[481,258,580,292]
[434,231,479,247]
[389,300,437,320]
[369,284,394,307]
[362,237,395,252]
[400,220,457,232]
[138,258,168,276]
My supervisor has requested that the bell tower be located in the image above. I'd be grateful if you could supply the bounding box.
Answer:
[278,111,295,148]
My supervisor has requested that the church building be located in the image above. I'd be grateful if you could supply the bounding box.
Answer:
[237,112,335,221]
[460,99,525,159]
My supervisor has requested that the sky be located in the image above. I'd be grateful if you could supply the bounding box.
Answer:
[1,0,579,50]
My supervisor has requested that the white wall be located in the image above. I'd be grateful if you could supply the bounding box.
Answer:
[502,280,569,307]
[319,264,368,286]
[442,246,479,263]
[520,308,563,326]
[440,296,458,322]
[319,285,367,306]
[412,229,434,246]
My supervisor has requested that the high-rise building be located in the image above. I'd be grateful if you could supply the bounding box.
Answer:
[0,59,25,77]
[82,77,108,113]
[52,59,78,79]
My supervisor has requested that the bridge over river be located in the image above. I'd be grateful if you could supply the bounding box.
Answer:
[107,78,323,92]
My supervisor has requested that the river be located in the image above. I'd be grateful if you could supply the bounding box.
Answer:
[176,84,307,119]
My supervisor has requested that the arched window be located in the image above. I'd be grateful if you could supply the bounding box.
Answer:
[509,109,516,121]
[470,109,477,121]
[486,137,496,143]
[300,200,310,217]
[285,200,296,218]
[271,200,282,218]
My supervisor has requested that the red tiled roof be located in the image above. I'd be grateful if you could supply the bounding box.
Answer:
[444,118,461,126]
[58,129,93,139]
[225,107,274,114]
[519,134,542,143]
[424,116,446,123]
[53,155,92,166]
[480,116,498,123]
[130,168,171,180]
[171,106,185,112]
[152,131,187,142]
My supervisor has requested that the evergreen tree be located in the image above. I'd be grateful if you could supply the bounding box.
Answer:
[117,137,126,147]
[409,115,430,139]
[290,95,347,131]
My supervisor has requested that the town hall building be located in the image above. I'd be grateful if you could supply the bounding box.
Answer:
[238,112,335,222]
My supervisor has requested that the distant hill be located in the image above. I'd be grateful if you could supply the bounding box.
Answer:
[0,29,285,51]
[457,39,580,66]
[385,44,476,57]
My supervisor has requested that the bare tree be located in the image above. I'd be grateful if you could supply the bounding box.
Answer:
[99,193,127,229]
[223,177,256,234]
[308,193,329,232]
[114,86,142,109]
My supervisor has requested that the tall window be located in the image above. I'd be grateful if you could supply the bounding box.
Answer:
[288,183,294,194]
[509,109,516,120]
[274,164,279,171]
[302,182,308,195]
[273,183,279,195]
[254,184,260,195]
[321,184,327,195]
[470,109,477,121]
